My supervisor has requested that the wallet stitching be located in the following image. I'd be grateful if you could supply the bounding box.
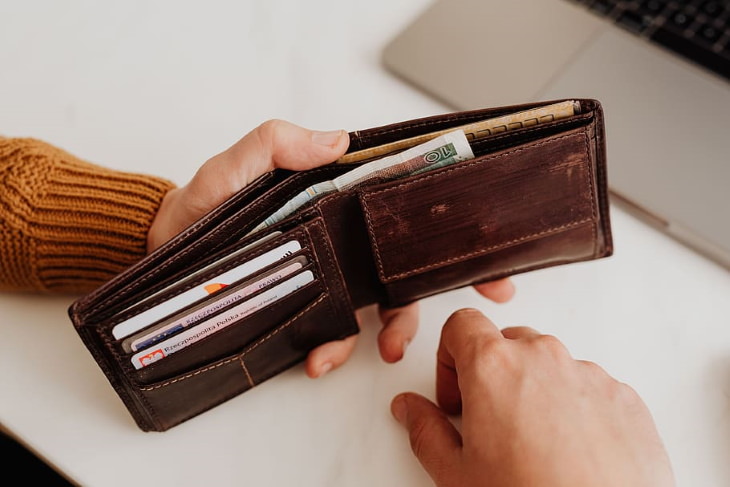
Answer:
[592,105,613,250]
[306,218,356,329]
[138,293,328,390]
[361,132,594,281]
[359,112,513,141]
[139,358,240,391]
[239,358,255,387]
[580,130,599,257]
[240,293,329,356]
[305,222,333,298]
[385,219,594,280]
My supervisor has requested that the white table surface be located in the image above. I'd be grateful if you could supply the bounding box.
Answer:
[1,1,729,486]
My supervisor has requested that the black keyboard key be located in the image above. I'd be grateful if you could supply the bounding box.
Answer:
[639,0,668,14]
[670,11,693,29]
[698,23,723,43]
[652,25,730,78]
[700,1,725,17]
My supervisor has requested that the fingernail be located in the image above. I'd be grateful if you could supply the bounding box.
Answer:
[392,395,408,424]
[318,362,333,377]
[312,130,343,147]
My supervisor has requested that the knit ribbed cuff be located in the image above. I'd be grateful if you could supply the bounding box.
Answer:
[0,137,176,294]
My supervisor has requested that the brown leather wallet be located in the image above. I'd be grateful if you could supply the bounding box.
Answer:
[68,98,613,431]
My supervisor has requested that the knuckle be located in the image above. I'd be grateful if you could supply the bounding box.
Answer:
[614,381,643,406]
[442,308,487,342]
[535,334,568,357]
[579,359,606,376]
[469,336,512,371]
[256,119,285,143]
[445,308,483,327]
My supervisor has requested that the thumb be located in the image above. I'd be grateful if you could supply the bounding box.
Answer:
[391,393,462,485]
[214,119,350,190]
[148,120,349,251]
[176,119,348,228]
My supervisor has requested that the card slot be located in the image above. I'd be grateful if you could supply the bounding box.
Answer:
[123,227,302,313]
[115,254,317,354]
[132,278,324,385]
[124,268,319,374]
[125,224,291,307]
[102,224,317,343]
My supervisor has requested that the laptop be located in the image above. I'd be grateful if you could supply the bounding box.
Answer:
[382,0,730,270]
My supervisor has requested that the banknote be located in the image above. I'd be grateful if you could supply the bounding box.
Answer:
[337,100,579,165]
[248,129,474,234]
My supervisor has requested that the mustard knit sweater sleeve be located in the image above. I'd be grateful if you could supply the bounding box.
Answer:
[0,137,176,294]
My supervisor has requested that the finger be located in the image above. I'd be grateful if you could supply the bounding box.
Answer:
[189,120,350,213]
[436,308,502,414]
[377,302,419,363]
[391,393,462,485]
[304,334,359,378]
[500,326,541,340]
[222,119,350,187]
[473,278,515,303]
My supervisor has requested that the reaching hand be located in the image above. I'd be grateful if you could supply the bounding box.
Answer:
[303,281,514,378]
[391,308,675,487]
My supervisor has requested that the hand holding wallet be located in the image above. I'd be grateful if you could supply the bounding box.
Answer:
[68,98,613,431]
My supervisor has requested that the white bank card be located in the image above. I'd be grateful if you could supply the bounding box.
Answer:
[122,256,307,353]
[112,240,302,340]
[130,270,314,369]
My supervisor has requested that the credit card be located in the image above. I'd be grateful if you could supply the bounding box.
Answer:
[121,255,308,353]
[123,231,282,313]
[112,239,301,340]
[130,270,315,369]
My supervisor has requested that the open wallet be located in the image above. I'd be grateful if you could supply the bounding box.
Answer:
[68,98,613,432]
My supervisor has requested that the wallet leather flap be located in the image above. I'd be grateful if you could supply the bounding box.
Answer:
[360,128,600,283]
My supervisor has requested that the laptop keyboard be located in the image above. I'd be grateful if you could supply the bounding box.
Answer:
[567,0,730,80]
